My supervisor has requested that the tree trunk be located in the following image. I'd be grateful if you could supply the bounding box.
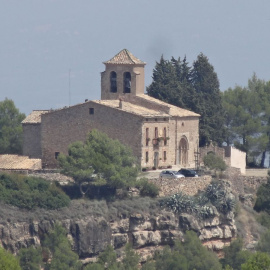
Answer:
[260,150,266,168]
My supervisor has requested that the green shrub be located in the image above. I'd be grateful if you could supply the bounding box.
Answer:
[254,179,270,213]
[203,152,227,171]
[0,173,70,210]
[135,178,159,198]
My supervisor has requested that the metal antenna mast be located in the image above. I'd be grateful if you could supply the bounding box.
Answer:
[69,69,71,106]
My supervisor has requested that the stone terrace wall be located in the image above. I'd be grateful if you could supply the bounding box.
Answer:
[148,176,212,197]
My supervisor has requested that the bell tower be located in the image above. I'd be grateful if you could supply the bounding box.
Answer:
[101,49,146,100]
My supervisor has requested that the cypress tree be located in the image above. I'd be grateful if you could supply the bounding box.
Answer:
[191,53,225,146]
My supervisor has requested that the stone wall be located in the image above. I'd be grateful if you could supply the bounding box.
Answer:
[200,143,225,164]
[148,176,212,197]
[41,101,143,168]
[101,64,145,100]
[23,123,42,159]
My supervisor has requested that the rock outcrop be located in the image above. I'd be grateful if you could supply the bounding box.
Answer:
[0,195,236,261]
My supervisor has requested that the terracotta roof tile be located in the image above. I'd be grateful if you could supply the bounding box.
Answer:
[137,94,200,117]
[0,155,42,170]
[22,110,49,124]
[104,49,146,65]
[92,100,169,117]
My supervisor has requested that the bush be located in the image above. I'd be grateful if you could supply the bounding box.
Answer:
[0,173,70,210]
[203,152,227,172]
[135,178,159,198]
[254,179,270,213]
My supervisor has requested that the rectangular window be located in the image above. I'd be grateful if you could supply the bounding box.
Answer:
[55,152,60,159]
[89,108,94,115]
[164,127,167,146]
[146,128,149,146]
[146,151,149,163]
[155,127,158,138]
[163,151,167,161]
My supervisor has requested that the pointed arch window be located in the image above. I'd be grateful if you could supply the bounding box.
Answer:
[123,72,131,93]
[110,71,117,93]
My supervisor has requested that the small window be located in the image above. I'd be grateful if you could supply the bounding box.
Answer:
[146,128,149,146]
[89,108,94,115]
[155,127,158,138]
[164,127,167,146]
[163,151,167,161]
[146,151,149,163]
[55,152,60,159]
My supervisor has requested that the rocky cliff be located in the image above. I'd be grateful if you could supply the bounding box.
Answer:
[0,181,236,262]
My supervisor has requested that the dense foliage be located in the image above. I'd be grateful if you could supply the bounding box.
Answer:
[0,247,21,270]
[135,178,159,198]
[254,178,270,214]
[18,247,43,270]
[0,173,70,210]
[18,225,81,270]
[203,152,227,172]
[0,98,25,154]
[58,129,138,197]
[220,239,251,270]
[222,74,270,167]
[147,54,225,146]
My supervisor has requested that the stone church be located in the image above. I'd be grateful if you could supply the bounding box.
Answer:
[22,49,200,169]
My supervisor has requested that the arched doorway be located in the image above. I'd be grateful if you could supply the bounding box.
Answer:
[179,137,188,166]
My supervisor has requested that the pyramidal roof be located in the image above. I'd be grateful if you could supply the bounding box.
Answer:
[104,49,146,65]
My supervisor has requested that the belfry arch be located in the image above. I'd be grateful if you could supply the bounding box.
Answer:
[179,136,189,166]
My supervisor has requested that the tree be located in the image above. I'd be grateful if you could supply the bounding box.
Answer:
[203,152,227,172]
[254,178,270,213]
[18,247,43,270]
[0,98,25,154]
[147,56,186,109]
[220,238,251,270]
[120,244,140,270]
[154,231,222,270]
[58,129,138,197]
[42,224,82,270]
[257,229,270,254]
[222,74,270,167]
[0,247,21,270]
[147,53,225,147]
[241,252,270,270]
[191,53,225,146]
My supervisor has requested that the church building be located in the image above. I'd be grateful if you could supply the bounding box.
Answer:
[22,49,200,169]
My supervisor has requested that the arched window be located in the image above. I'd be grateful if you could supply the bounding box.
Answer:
[110,71,117,93]
[179,137,188,166]
[123,72,131,93]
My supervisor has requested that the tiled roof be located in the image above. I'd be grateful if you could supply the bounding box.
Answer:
[104,49,146,65]
[22,110,49,124]
[137,94,200,117]
[92,100,170,117]
[0,155,42,170]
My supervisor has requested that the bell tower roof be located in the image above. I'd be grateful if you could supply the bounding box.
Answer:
[104,49,146,65]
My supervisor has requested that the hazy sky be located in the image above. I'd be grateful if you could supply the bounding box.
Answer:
[1,0,270,115]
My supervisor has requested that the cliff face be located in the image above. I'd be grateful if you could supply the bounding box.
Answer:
[0,204,236,261]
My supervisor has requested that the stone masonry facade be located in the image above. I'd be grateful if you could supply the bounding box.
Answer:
[22,49,200,169]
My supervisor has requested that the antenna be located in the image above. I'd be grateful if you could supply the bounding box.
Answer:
[69,69,71,106]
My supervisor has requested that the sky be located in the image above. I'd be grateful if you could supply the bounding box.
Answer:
[1,0,270,115]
